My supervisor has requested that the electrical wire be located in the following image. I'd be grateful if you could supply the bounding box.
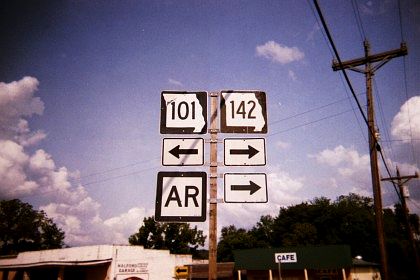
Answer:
[397,0,419,192]
[311,0,401,199]
[306,0,367,143]
[338,72,368,144]
[373,78,397,164]
[268,108,353,138]
[269,95,359,125]
[351,0,366,41]
[79,157,160,180]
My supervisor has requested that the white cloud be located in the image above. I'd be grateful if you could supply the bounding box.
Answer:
[276,140,291,150]
[0,139,37,198]
[256,41,304,64]
[168,78,183,87]
[310,145,371,192]
[391,96,420,145]
[0,77,44,145]
[306,23,321,42]
[218,168,305,229]
[311,145,369,168]
[0,77,149,247]
[359,0,392,16]
[29,149,56,173]
[104,207,151,244]
[288,70,297,81]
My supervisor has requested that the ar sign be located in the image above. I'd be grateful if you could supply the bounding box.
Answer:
[220,91,267,133]
[155,171,207,222]
[160,91,207,134]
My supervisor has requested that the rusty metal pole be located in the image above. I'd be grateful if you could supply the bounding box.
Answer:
[208,92,218,280]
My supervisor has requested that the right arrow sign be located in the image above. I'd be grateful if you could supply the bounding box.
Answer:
[224,173,267,203]
[224,138,266,166]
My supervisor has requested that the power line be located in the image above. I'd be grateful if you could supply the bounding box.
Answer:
[83,164,160,186]
[351,0,366,41]
[311,2,408,278]
[373,78,397,163]
[396,0,418,169]
[268,109,353,138]
[79,157,160,180]
[269,95,359,125]
[338,72,368,144]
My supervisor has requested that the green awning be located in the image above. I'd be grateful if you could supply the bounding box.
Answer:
[234,245,352,270]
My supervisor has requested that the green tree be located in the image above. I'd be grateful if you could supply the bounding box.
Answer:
[217,193,420,279]
[0,199,65,255]
[249,215,274,247]
[217,225,256,262]
[129,216,206,256]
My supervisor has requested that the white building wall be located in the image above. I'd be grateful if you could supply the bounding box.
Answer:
[112,246,193,280]
[0,245,193,280]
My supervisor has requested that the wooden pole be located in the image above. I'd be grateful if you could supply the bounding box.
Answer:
[208,92,218,280]
[332,41,407,280]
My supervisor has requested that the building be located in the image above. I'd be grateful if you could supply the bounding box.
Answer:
[0,245,192,280]
[233,245,381,280]
[350,257,381,280]
[0,245,382,280]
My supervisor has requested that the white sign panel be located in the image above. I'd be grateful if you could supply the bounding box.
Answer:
[224,138,266,166]
[275,252,298,263]
[155,172,207,222]
[220,90,267,133]
[162,138,204,166]
[160,91,207,134]
[224,173,267,203]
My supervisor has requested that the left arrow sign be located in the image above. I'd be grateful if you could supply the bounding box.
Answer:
[162,138,204,166]
[170,145,199,158]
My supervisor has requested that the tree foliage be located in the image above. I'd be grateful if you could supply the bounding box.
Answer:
[0,199,65,255]
[217,193,420,279]
[129,216,206,257]
[217,225,257,262]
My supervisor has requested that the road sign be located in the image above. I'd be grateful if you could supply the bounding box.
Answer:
[224,138,266,166]
[155,171,207,222]
[160,91,207,134]
[162,138,204,166]
[224,173,267,203]
[220,90,267,133]
[174,266,189,278]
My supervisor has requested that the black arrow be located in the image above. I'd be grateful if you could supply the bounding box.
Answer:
[231,181,261,195]
[176,267,188,273]
[169,145,198,159]
[229,145,259,159]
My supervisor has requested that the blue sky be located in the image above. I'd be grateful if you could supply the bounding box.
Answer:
[0,0,419,246]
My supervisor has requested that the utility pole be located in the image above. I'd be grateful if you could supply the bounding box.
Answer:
[381,167,420,275]
[332,41,407,280]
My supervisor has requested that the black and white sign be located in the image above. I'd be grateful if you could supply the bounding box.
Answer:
[224,138,266,166]
[275,252,298,263]
[220,90,267,133]
[160,91,207,134]
[162,138,204,166]
[224,173,267,203]
[155,171,207,222]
